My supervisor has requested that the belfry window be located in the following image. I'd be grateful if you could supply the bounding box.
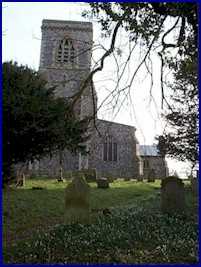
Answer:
[57,39,75,64]
[103,136,117,162]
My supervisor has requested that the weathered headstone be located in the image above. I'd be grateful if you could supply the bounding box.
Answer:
[16,173,25,187]
[161,176,185,214]
[191,178,198,196]
[64,174,90,224]
[57,167,64,182]
[137,176,143,182]
[97,177,109,189]
[107,176,114,183]
[147,168,156,182]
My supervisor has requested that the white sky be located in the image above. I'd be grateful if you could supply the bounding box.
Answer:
[2,2,192,177]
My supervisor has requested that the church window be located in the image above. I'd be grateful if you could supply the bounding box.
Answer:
[57,44,62,62]
[103,143,108,161]
[56,39,75,64]
[103,136,117,162]
[108,142,113,161]
[113,143,117,161]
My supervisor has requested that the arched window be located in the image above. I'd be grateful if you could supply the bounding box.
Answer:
[57,39,75,64]
[103,135,117,162]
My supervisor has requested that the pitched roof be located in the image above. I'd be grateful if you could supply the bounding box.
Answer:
[139,145,160,156]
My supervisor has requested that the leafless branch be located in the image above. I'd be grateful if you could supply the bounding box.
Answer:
[158,51,174,110]
[96,40,137,113]
[70,15,126,108]
[161,17,180,49]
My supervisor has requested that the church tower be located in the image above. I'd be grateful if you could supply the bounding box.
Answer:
[36,19,97,175]
[39,19,96,119]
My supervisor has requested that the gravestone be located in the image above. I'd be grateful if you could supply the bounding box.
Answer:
[97,177,109,189]
[161,176,185,214]
[16,172,25,187]
[137,176,143,182]
[64,173,90,224]
[82,169,97,183]
[107,176,114,183]
[147,169,156,182]
[191,178,198,196]
[57,167,64,182]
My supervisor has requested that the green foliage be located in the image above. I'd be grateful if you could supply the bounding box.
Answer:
[157,40,198,165]
[3,62,89,181]
[85,3,197,49]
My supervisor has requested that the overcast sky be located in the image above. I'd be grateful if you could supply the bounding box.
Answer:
[2,2,192,176]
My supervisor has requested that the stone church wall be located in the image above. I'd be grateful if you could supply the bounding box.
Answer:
[88,120,140,178]
[141,156,168,179]
[29,150,79,177]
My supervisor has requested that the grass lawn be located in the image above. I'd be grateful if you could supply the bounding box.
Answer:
[3,178,198,264]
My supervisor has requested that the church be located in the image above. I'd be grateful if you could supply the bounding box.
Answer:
[29,19,168,179]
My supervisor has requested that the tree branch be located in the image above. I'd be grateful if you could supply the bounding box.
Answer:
[70,16,125,108]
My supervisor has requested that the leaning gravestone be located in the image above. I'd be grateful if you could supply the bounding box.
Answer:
[191,178,198,196]
[64,173,90,224]
[147,169,156,182]
[161,176,185,214]
[97,177,109,189]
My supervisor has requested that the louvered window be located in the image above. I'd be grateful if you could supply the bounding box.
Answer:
[57,39,75,64]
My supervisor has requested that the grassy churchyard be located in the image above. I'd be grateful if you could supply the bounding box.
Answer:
[3,178,198,264]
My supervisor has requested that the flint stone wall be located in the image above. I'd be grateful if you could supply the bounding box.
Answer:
[40,19,93,70]
[89,119,140,178]
[141,156,168,179]
[29,150,79,177]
